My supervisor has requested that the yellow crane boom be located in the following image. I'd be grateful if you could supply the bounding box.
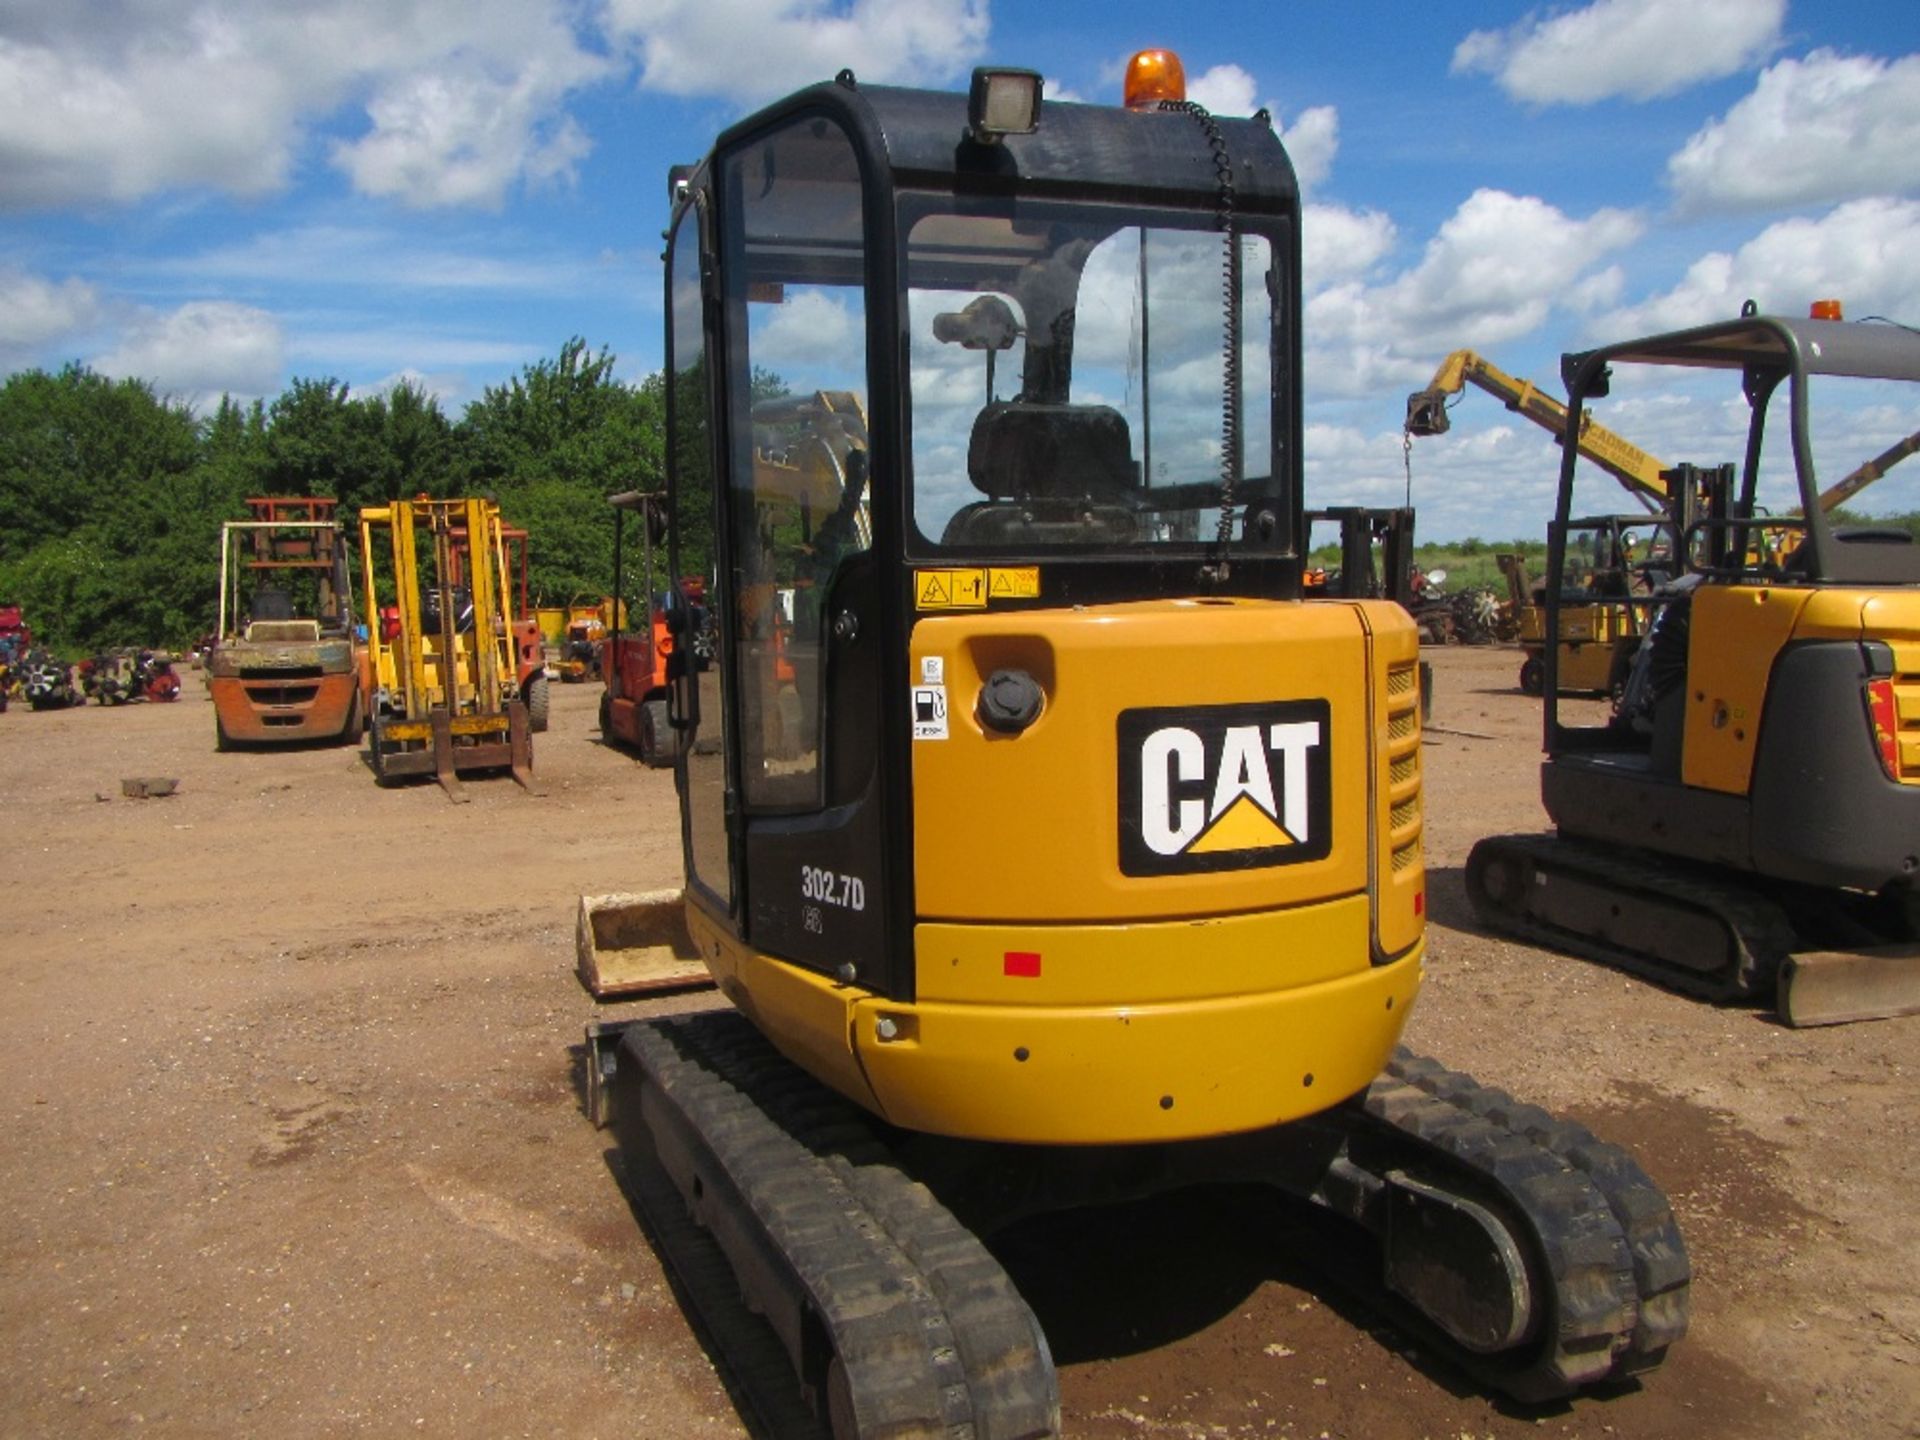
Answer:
[1407,348,1917,519]
[1815,426,1920,513]
[1405,349,1669,509]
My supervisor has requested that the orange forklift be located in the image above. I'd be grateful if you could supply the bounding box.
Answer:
[207,497,365,748]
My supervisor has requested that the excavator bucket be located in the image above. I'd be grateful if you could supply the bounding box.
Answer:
[1404,388,1452,437]
[1777,945,1920,1028]
[575,890,713,999]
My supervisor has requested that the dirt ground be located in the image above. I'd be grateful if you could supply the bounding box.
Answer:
[2,647,1916,1440]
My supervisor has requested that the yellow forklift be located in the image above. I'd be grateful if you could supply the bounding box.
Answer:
[586,51,1687,1435]
[1468,304,1920,1025]
[358,496,536,800]
[1509,512,1668,699]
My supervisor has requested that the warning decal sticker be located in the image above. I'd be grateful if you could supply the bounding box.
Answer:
[988,567,1040,599]
[916,569,987,610]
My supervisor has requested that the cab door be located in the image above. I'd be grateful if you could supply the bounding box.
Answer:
[677,107,895,987]
[664,194,735,910]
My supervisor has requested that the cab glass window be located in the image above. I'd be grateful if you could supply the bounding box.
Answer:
[720,115,871,810]
[906,202,1278,552]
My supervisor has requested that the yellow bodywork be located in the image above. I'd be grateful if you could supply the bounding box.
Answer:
[1683,584,1920,793]
[689,596,1427,1146]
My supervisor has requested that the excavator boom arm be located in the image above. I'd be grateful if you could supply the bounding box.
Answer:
[1815,425,1920,514]
[1408,350,1667,509]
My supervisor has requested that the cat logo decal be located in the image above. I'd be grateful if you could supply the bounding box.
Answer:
[1118,701,1332,875]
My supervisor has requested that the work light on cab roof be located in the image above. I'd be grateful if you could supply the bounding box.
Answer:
[967,67,1042,143]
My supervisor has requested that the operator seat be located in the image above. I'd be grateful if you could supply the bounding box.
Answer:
[941,401,1140,546]
[249,586,294,622]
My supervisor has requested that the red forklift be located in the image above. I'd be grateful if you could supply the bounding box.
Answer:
[598,490,688,766]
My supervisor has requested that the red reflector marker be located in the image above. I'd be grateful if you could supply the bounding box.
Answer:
[1867,678,1900,779]
[1004,951,1042,978]
[1414,891,1426,917]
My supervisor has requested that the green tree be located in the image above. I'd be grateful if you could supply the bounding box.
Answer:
[0,345,676,653]
[379,380,457,501]
[457,338,664,603]
[259,378,394,513]
[0,364,208,651]
[0,364,200,565]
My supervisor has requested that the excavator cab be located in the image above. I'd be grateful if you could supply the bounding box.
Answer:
[590,59,1688,1437]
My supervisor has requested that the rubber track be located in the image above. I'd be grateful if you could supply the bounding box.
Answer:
[1351,1049,1689,1403]
[1466,833,1797,1002]
[624,1012,1060,1439]
[1382,1051,1689,1377]
[611,1102,832,1440]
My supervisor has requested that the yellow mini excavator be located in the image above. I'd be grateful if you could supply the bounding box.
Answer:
[1467,304,1920,1027]
[586,52,1688,1436]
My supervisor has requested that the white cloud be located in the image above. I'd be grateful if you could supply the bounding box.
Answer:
[607,0,989,103]
[0,267,102,351]
[161,225,601,295]
[331,53,603,210]
[1453,0,1784,105]
[1302,204,1395,292]
[1667,50,1920,215]
[93,301,285,402]
[1280,106,1338,193]
[1187,63,1258,116]
[1599,198,1920,335]
[287,328,534,373]
[0,13,301,205]
[0,2,612,211]
[1305,189,1642,397]
[1182,63,1337,192]
[1565,265,1628,315]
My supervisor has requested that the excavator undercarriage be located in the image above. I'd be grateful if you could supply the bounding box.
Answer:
[1468,835,1920,1026]
[588,1010,1686,1431]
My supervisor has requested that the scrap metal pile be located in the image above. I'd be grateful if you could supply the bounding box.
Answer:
[78,649,181,705]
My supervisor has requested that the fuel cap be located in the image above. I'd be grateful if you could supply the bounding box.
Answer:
[978,668,1043,733]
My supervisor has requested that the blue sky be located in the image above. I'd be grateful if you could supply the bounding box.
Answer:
[3,0,1916,540]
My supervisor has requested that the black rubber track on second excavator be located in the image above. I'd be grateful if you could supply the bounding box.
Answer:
[622,1012,1060,1439]
[1465,833,1798,1002]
